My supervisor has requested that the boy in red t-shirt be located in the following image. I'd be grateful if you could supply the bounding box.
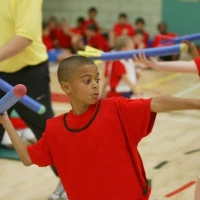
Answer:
[85,24,110,52]
[1,55,200,200]
[83,7,99,34]
[152,22,177,61]
[134,18,149,48]
[109,13,135,48]
[133,30,147,49]
[42,21,55,51]
[71,17,85,36]
[101,36,140,99]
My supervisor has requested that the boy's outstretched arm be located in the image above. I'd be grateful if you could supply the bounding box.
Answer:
[134,54,198,73]
[0,112,33,166]
[151,95,200,113]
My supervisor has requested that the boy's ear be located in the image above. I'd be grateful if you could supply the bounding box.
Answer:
[60,81,71,94]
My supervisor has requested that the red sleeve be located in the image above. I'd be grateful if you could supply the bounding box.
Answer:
[194,58,200,75]
[113,61,126,77]
[152,35,160,47]
[114,97,156,143]
[127,24,135,37]
[113,24,120,36]
[27,132,54,167]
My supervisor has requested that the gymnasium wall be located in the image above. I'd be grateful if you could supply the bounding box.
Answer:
[162,0,200,35]
[42,0,162,37]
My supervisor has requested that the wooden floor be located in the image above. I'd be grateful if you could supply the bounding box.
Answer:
[1,56,200,200]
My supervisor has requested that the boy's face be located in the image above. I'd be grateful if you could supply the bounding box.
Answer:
[158,24,167,34]
[134,33,144,44]
[89,11,97,19]
[135,22,144,30]
[85,29,96,38]
[119,17,127,25]
[61,64,100,105]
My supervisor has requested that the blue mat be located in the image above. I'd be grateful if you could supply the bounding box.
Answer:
[0,147,20,160]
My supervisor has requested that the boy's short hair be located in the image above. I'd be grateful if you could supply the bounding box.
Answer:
[157,21,167,29]
[119,13,127,19]
[115,36,132,51]
[88,7,97,14]
[77,17,85,24]
[57,56,95,83]
[135,17,145,25]
[86,24,98,32]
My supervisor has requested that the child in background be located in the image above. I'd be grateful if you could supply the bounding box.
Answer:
[133,30,147,49]
[100,36,141,99]
[85,24,110,52]
[42,21,55,51]
[83,7,99,34]
[134,18,149,48]
[109,13,135,48]
[152,22,177,61]
[71,17,86,36]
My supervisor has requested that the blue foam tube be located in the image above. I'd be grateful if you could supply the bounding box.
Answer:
[160,33,200,44]
[0,85,26,114]
[0,79,46,114]
[90,44,187,61]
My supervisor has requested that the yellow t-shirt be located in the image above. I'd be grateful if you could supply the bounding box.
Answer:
[0,0,48,73]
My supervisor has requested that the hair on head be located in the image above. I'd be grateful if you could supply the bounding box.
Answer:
[57,56,95,83]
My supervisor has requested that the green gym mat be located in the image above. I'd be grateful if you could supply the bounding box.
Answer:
[0,147,20,160]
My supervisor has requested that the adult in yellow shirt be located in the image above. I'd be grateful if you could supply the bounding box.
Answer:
[0,0,67,199]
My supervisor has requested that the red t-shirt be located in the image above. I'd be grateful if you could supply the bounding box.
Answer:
[113,23,135,37]
[104,61,126,97]
[50,28,60,40]
[55,29,71,48]
[152,33,177,47]
[194,58,200,75]
[84,18,99,33]
[71,26,85,36]
[87,33,110,52]
[27,97,156,200]
[42,35,54,51]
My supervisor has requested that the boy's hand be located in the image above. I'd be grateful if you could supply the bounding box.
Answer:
[134,53,158,69]
[0,112,10,125]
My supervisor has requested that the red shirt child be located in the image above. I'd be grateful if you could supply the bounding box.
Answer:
[104,59,137,97]
[113,23,135,37]
[152,33,177,47]
[87,33,110,52]
[28,97,156,200]
[86,24,110,52]
[42,35,54,51]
